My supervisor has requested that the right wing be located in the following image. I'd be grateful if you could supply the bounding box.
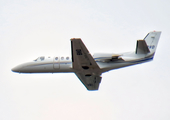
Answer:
[75,72,102,90]
[71,38,100,71]
[71,38,102,90]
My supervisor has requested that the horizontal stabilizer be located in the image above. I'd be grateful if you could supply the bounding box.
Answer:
[136,40,150,54]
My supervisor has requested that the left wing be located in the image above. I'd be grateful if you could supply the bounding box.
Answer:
[71,38,102,90]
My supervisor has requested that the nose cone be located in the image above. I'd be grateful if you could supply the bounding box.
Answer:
[11,65,23,73]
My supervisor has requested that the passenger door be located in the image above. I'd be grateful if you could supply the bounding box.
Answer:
[53,56,60,69]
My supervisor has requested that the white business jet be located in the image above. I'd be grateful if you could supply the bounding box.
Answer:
[12,31,161,90]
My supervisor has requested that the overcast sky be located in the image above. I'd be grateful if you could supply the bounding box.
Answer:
[1,0,170,120]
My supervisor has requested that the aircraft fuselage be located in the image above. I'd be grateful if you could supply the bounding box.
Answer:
[11,31,161,90]
[12,52,153,73]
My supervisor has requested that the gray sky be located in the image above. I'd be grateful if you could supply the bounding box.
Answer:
[1,0,170,120]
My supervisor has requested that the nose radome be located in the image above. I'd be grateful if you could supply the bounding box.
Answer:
[11,67,19,72]
[11,65,23,73]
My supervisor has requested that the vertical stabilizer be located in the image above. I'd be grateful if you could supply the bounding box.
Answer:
[144,31,161,54]
[136,40,150,54]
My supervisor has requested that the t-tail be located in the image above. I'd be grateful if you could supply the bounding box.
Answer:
[136,31,161,57]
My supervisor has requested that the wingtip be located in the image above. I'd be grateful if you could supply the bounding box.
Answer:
[150,30,161,33]
[70,38,81,40]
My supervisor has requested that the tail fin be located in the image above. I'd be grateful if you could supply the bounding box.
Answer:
[144,31,161,54]
[136,40,150,54]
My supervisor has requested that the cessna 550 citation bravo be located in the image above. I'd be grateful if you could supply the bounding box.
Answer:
[12,31,161,90]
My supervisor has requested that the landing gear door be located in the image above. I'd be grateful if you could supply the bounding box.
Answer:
[53,56,60,69]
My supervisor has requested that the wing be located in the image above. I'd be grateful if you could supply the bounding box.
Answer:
[75,72,102,90]
[71,38,102,90]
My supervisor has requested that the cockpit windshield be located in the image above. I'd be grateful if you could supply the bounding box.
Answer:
[34,56,45,61]
[34,58,38,61]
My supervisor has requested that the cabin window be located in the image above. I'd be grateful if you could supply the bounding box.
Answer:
[55,57,58,60]
[66,57,69,60]
[61,57,64,60]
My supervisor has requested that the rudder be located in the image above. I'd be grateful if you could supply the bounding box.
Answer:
[144,31,161,54]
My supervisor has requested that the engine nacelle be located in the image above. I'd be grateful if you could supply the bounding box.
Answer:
[93,53,121,62]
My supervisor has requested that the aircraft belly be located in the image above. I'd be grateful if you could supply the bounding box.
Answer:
[59,63,73,71]
[53,63,59,69]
